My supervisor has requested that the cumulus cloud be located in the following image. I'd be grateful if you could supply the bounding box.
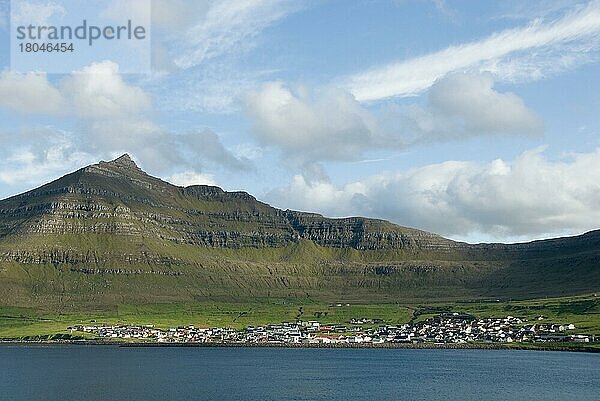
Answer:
[404,72,543,142]
[245,75,542,172]
[0,61,250,185]
[0,61,149,119]
[245,82,383,166]
[0,71,66,115]
[55,61,182,172]
[268,174,368,216]
[344,1,600,101]
[61,61,152,119]
[267,147,600,242]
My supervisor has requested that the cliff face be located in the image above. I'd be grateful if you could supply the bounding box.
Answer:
[0,154,457,252]
[0,154,598,307]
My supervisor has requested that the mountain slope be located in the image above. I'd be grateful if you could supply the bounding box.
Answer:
[0,155,598,309]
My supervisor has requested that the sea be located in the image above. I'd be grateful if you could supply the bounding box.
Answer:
[1,346,598,401]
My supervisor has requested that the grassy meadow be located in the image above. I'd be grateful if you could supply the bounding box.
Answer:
[1,293,599,342]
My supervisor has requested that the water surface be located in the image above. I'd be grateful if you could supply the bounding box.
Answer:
[1,346,598,401]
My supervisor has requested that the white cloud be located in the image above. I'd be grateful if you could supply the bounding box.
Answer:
[57,61,182,172]
[0,61,251,184]
[245,75,542,170]
[74,115,249,176]
[172,0,300,69]
[0,61,150,118]
[245,82,383,168]
[0,127,94,187]
[61,61,152,119]
[268,174,368,216]
[135,0,299,71]
[0,125,246,194]
[169,171,217,187]
[0,71,66,115]
[344,1,600,101]
[267,147,600,242]
[404,72,543,142]
[495,0,587,22]
[143,0,302,112]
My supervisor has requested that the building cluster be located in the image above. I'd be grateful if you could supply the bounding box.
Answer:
[401,313,592,344]
[68,313,595,345]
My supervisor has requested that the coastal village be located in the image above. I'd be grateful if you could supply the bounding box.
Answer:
[68,313,595,346]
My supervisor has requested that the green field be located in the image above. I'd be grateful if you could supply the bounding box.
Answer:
[1,294,599,341]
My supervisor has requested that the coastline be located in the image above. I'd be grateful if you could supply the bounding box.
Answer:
[1,340,599,353]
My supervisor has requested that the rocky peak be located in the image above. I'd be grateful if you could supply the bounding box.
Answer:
[81,153,153,187]
[108,154,141,171]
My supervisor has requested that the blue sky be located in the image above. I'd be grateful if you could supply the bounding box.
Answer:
[0,0,599,243]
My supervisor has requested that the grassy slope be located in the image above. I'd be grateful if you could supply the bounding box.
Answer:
[1,158,599,339]
[2,233,598,309]
[1,294,598,341]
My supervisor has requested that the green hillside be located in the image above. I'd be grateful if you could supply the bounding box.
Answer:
[0,154,599,312]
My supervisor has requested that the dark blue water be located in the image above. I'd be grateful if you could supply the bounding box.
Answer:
[1,346,598,401]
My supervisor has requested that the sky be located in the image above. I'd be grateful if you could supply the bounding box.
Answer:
[0,0,599,244]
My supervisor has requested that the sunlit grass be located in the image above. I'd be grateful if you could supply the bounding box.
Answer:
[1,294,598,341]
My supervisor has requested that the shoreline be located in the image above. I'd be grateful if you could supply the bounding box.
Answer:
[1,340,598,353]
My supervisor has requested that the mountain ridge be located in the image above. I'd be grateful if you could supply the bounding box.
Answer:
[0,154,452,251]
[0,154,598,308]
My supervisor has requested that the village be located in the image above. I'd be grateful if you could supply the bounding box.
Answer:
[68,312,596,345]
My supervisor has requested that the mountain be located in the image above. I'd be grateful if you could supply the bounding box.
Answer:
[0,154,598,309]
